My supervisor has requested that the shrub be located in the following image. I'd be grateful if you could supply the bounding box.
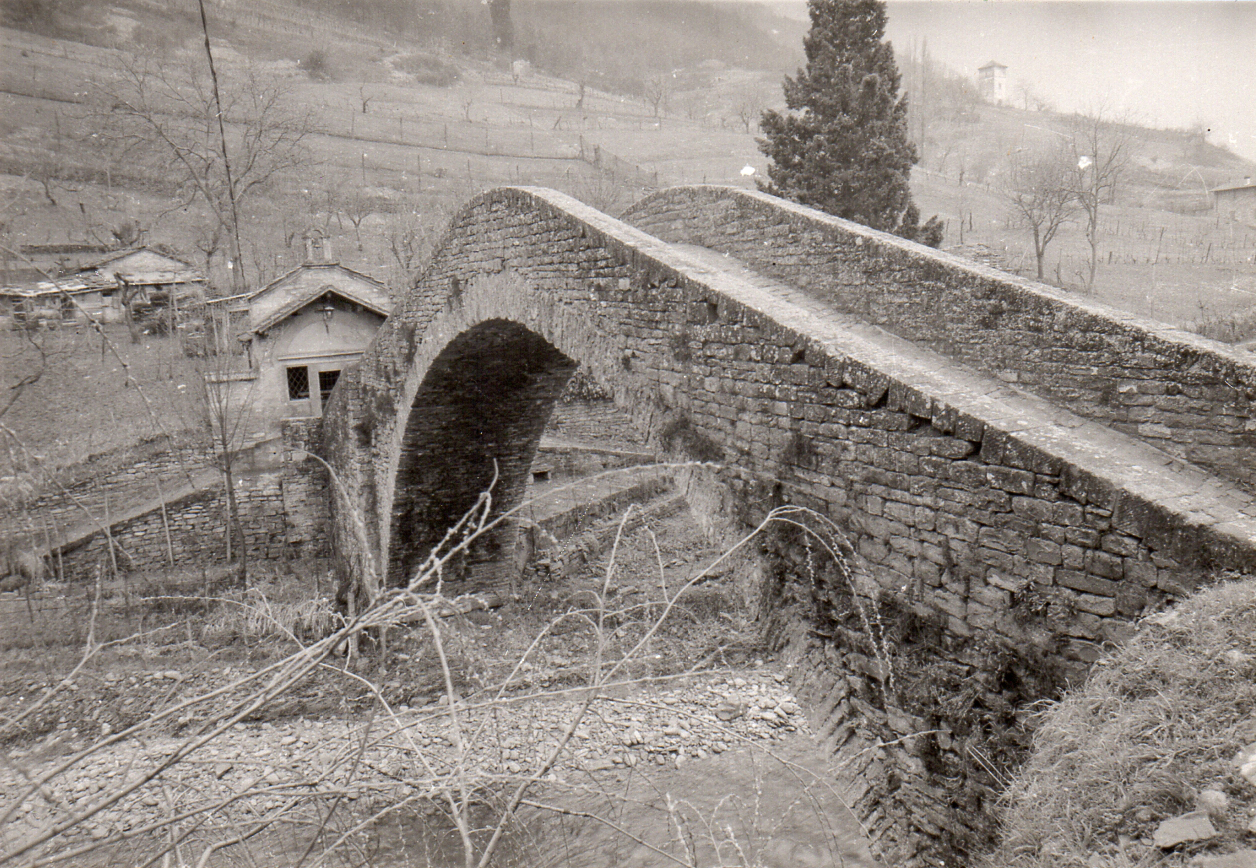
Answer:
[300,48,332,81]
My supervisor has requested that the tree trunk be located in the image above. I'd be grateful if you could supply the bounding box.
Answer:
[39,177,58,207]
[1087,228,1099,290]
[222,456,248,588]
[121,290,142,344]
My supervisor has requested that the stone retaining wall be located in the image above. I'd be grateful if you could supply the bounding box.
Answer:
[0,434,212,540]
[55,421,329,580]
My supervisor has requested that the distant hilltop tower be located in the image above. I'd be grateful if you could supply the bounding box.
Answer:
[978,61,1008,105]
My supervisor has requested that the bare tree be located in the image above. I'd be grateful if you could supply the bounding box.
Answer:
[731,86,761,134]
[197,347,258,586]
[566,169,630,217]
[0,323,55,423]
[1013,79,1052,113]
[385,208,442,290]
[1005,143,1078,281]
[679,93,706,121]
[340,192,377,251]
[10,107,75,208]
[642,73,672,118]
[1068,107,1137,290]
[91,50,309,295]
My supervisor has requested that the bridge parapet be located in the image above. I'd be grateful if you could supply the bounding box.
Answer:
[626,186,1256,489]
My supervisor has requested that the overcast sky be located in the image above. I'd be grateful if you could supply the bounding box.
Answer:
[772,1,1256,167]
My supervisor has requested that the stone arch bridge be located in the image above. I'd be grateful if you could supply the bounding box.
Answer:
[322,185,1256,864]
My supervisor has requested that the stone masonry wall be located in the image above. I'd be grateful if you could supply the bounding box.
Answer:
[55,420,329,580]
[624,186,1256,488]
[0,434,213,543]
[324,186,1256,866]
[546,399,645,447]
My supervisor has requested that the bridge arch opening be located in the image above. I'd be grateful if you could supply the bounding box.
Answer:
[388,318,577,588]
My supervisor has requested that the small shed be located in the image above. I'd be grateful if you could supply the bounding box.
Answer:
[1213,178,1256,227]
[83,247,206,319]
[222,262,392,434]
[2,247,206,329]
[0,271,117,328]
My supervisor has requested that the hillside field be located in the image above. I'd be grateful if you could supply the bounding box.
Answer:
[2,0,1256,478]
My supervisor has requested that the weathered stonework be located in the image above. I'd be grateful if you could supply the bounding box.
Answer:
[625,186,1256,489]
[0,434,212,543]
[53,420,329,579]
[322,185,1256,865]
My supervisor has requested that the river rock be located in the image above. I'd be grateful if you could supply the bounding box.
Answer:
[1196,789,1230,819]
[1234,743,1256,786]
[1189,851,1256,868]
[1153,811,1219,849]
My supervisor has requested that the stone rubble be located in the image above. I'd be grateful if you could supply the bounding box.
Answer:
[1189,851,1256,868]
[1,670,807,852]
[1235,742,1256,787]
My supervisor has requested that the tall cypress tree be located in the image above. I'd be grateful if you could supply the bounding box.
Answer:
[758,0,942,246]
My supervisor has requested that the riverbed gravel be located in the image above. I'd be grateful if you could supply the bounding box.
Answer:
[1,667,809,855]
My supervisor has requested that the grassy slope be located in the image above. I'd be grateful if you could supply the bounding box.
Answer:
[0,324,202,479]
[909,101,1256,330]
[0,2,783,480]
[986,576,1256,867]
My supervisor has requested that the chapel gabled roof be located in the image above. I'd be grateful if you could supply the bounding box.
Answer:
[246,262,391,335]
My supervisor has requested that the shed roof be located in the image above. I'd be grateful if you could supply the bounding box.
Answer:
[80,247,204,287]
[1,271,117,299]
[115,269,204,286]
[1213,182,1256,195]
[86,246,195,273]
[246,263,391,334]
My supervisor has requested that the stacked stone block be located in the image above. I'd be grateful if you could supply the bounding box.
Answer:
[53,424,330,580]
[0,435,213,542]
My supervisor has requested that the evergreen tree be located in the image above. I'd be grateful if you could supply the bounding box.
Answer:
[758,0,942,246]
